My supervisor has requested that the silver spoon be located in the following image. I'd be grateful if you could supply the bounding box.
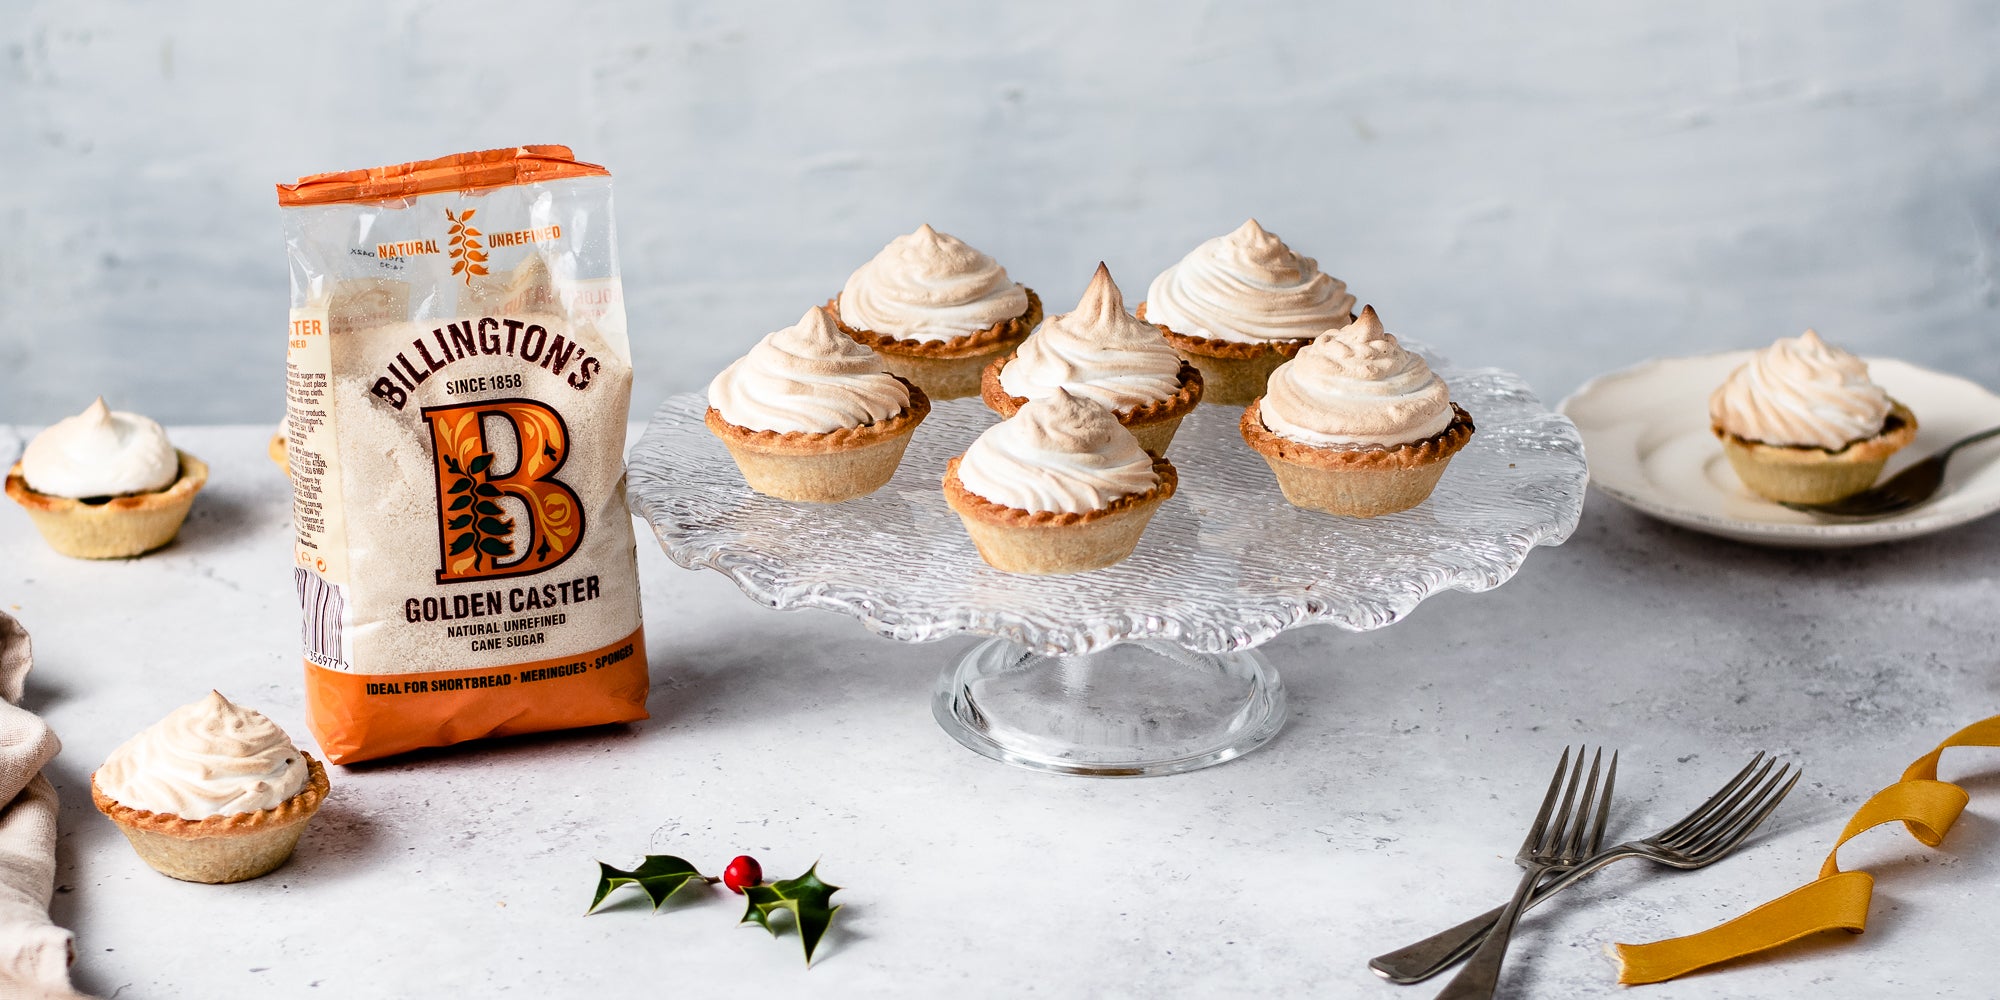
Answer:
[1780,423,2000,519]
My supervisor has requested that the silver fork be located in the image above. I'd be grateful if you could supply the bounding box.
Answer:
[1780,423,2000,519]
[1432,747,1615,1000]
[1373,753,1799,985]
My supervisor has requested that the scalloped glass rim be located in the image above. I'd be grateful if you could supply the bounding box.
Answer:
[628,346,1587,656]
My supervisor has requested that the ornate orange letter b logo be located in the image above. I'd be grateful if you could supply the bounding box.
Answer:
[421,399,585,583]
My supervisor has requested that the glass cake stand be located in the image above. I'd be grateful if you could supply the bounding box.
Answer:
[627,347,1586,777]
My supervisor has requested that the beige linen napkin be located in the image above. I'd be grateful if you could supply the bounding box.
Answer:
[0,612,87,1000]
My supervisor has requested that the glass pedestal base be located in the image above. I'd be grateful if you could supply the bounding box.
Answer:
[931,639,1287,777]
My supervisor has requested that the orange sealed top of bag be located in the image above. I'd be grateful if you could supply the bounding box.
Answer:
[275,145,609,207]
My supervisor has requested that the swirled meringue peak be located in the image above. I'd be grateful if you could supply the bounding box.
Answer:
[837,224,1030,343]
[998,263,1184,411]
[957,390,1158,514]
[1708,330,1892,450]
[1143,219,1357,343]
[20,397,180,499]
[95,691,309,819]
[709,306,912,434]
[1258,306,1455,448]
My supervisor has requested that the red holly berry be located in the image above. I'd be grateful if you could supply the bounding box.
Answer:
[722,855,762,894]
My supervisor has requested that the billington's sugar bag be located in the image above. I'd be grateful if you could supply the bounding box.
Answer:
[278,146,648,763]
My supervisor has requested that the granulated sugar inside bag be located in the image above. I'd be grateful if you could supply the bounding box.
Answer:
[277,146,647,763]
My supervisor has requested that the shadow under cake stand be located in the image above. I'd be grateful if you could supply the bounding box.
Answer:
[627,351,1586,777]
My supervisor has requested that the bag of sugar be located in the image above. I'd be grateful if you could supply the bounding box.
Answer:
[277,146,647,763]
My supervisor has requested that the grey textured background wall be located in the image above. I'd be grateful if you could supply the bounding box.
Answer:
[2,1,1996,424]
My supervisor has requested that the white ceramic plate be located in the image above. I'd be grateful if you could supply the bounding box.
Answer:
[1560,353,2000,547]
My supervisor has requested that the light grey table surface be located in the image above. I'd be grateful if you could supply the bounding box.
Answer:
[1,424,1995,999]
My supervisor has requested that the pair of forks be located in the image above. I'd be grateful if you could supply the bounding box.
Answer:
[1372,748,1800,998]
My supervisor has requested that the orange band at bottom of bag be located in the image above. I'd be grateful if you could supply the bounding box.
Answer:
[305,626,649,764]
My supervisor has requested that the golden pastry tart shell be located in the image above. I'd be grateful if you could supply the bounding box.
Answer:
[1240,401,1475,517]
[5,451,207,559]
[91,753,329,884]
[941,454,1177,575]
[1138,301,1354,407]
[827,288,1042,400]
[1713,402,1917,504]
[705,378,931,503]
[978,355,1203,457]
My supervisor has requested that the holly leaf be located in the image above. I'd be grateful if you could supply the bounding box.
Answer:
[587,857,711,914]
[739,863,842,964]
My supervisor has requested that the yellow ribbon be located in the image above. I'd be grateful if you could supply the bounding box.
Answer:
[1613,715,2000,985]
